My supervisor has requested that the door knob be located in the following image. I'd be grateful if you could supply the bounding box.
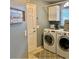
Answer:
[33,30,35,32]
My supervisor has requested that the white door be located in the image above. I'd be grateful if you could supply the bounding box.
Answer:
[26,3,37,52]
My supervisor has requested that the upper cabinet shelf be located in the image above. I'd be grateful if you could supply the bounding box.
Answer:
[48,5,60,21]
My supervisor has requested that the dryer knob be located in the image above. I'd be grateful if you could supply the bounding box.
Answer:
[64,33,66,35]
[51,31,55,32]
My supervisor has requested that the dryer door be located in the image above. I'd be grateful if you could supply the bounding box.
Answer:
[44,34,54,46]
[59,36,69,51]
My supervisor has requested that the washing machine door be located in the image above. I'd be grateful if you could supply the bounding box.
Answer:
[44,34,54,46]
[59,36,69,51]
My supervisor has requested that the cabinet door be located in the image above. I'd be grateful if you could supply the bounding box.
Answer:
[48,5,60,21]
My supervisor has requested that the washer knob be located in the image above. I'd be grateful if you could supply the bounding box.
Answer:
[64,33,66,35]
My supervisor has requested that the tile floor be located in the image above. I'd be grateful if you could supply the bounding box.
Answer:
[28,47,65,59]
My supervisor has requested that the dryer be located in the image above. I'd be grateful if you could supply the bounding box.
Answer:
[56,31,69,58]
[43,29,57,53]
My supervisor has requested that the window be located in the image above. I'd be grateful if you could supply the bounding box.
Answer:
[10,8,25,24]
[61,2,69,27]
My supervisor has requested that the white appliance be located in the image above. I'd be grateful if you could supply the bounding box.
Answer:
[43,29,57,53]
[56,31,69,58]
[50,24,55,29]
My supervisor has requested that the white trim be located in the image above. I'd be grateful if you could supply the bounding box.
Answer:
[64,2,69,7]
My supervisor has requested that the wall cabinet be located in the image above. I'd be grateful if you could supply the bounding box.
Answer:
[48,5,60,21]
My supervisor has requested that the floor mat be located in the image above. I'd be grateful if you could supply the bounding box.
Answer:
[34,49,64,59]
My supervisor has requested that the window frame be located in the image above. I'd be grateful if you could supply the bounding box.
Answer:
[60,3,69,28]
[10,8,25,22]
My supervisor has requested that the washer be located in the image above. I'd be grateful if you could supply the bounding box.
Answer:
[43,29,57,53]
[57,31,69,58]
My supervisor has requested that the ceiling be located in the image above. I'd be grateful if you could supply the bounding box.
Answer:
[10,0,67,10]
[10,0,67,6]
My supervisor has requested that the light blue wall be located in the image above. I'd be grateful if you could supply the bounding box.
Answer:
[10,22,28,58]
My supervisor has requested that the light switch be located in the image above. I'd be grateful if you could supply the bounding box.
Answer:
[37,25,40,28]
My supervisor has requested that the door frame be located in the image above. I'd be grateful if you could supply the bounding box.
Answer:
[25,3,37,53]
